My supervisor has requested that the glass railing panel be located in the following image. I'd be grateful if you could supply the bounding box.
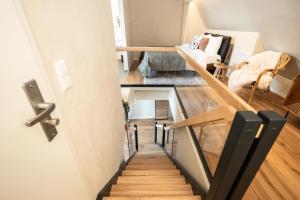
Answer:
[127,126,137,157]
[170,126,210,192]
[123,130,130,161]
[193,122,229,175]
[156,124,164,146]
[164,126,174,155]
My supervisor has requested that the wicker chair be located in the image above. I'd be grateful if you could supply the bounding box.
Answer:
[236,53,291,104]
[283,74,300,118]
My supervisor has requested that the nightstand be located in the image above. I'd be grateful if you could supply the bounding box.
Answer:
[213,63,228,80]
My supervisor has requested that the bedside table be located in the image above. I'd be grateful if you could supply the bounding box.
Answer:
[213,63,228,80]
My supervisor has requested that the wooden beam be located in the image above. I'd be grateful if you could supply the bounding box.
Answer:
[116,47,177,52]
[175,105,236,128]
[176,47,256,112]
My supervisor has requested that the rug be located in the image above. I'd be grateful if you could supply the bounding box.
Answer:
[143,70,207,86]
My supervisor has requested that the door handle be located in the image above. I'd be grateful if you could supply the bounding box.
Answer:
[25,103,59,127]
[23,79,59,142]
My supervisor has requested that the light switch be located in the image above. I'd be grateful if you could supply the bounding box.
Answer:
[54,59,68,77]
[53,59,72,92]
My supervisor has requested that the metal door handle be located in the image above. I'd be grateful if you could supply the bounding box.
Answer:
[23,79,59,142]
[26,103,59,127]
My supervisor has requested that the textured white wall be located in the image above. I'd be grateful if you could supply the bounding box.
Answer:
[21,0,126,198]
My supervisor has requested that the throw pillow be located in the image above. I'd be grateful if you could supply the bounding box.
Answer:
[205,36,223,55]
[191,35,202,50]
[198,38,209,51]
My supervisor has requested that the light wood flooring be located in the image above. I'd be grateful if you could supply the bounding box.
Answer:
[120,68,300,200]
[105,151,201,199]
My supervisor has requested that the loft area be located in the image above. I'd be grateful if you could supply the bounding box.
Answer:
[1,1,299,200]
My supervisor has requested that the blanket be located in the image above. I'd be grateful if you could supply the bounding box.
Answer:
[138,52,186,77]
[228,51,281,92]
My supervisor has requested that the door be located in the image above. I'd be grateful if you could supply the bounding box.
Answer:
[110,0,129,70]
[0,1,90,199]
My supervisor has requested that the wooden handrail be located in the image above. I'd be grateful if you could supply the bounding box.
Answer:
[175,105,236,128]
[176,47,255,112]
[117,46,256,112]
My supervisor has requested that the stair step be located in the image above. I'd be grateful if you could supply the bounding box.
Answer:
[135,154,166,158]
[122,170,180,176]
[110,184,193,196]
[126,165,176,170]
[104,196,201,200]
[134,155,167,159]
[130,159,172,163]
[129,162,172,165]
[110,191,194,197]
[117,176,186,185]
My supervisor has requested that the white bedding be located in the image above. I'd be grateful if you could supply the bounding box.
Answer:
[178,44,221,70]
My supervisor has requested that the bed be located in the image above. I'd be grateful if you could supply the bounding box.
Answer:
[138,33,232,77]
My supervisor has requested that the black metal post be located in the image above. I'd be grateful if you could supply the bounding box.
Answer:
[134,124,138,151]
[206,111,262,200]
[228,111,286,200]
[154,122,157,144]
[162,124,166,148]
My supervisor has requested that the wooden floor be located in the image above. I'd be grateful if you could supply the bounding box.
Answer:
[120,68,300,200]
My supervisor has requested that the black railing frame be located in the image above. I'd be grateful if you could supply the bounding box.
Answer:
[134,124,138,151]
[205,111,262,200]
[227,111,286,199]
[162,123,166,148]
[154,121,157,144]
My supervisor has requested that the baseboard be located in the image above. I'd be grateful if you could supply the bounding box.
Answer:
[96,152,137,200]
[270,75,293,98]
[96,161,125,200]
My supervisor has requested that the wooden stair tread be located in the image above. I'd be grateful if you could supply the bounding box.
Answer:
[112,184,191,191]
[104,196,201,200]
[110,191,193,197]
[117,176,186,184]
[134,155,168,158]
[129,162,173,166]
[131,158,171,161]
[123,169,180,176]
[132,157,169,159]
[107,132,198,199]
[130,160,172,164]
[126,165,176,170]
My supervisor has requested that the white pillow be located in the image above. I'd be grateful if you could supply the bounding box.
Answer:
[205,36,223,55]
[191,35,202,50]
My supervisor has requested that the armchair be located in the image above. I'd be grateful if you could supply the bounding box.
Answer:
[235,53,291,104]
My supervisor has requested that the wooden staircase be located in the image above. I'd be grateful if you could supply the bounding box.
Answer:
[104,150,201,200]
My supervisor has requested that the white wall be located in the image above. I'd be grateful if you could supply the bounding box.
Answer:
[181,0,206,43]
[206,29,264,66]
[124,0,184,61]
[20,0,126,198]
[0,1,90,199]
[129,100,155,119]
[126,0,184,46]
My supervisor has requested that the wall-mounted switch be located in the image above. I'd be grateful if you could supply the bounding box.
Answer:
[53,59,72,92]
